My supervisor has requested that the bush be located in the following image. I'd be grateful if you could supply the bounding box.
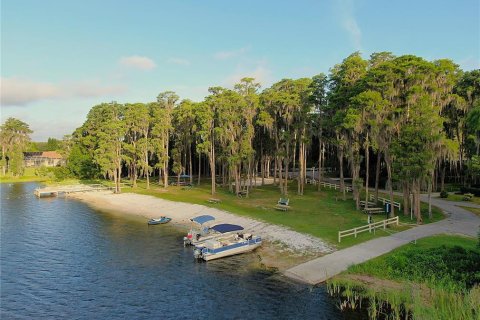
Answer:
[440,190,449,198]
[464,193,474,201]
[35,166,72,181]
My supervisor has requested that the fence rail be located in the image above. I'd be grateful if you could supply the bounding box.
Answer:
[319,182,352,192]
[338,216,399,242]
[369,194,401,210]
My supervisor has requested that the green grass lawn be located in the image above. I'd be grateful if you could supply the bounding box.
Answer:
[124,179,444,248]
[439,193,480,205]
[0,167,48,183]
[330,235,480,319]
[345,234,479,283]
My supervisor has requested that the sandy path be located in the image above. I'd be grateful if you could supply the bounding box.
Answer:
[70,191,334,255]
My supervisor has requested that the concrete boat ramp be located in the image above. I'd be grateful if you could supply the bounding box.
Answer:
[284,197,480,285]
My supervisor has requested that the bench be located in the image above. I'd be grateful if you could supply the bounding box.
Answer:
[237,190,248,197]
[274,204,290,212]
[207,198,221,204]
[363,207,385,214]
[359,201,377,207]
[278,198,289,206]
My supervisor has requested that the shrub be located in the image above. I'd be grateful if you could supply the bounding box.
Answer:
[440,190,448,198]
[464,193,474,201]
[34,166,72,181]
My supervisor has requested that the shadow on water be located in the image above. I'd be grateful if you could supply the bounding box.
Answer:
[0,182,360,319]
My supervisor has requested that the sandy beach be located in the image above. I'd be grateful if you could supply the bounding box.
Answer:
[70,191,334,269]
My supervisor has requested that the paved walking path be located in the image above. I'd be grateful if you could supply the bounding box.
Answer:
[284,193,480,285]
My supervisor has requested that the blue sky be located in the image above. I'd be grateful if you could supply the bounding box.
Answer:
[1,0,479,140]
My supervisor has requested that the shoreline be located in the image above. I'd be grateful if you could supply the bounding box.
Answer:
[69,191,335,271]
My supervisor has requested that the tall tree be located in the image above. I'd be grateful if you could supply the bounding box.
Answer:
[310,73,328,190]
[0,118,32,176]
[328,52,368,201]
[152,91,178,188]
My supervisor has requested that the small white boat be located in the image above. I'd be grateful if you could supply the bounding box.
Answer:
[193,224,262,261]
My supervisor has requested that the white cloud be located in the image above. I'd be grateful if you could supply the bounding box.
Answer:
[1,77,61,106]
[119,55,157,70]
[214,47,249,60]
[336,0,362,50]
[167,57,191,66]
[0,77,127,107]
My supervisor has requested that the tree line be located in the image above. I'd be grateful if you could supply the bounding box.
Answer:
[2,52,479,223]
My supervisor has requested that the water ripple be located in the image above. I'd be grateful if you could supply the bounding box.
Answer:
[1,183,345,319]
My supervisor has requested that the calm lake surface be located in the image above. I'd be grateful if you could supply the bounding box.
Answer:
[1,182,349,319]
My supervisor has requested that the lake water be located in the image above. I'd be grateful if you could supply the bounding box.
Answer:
[1,182,351,319]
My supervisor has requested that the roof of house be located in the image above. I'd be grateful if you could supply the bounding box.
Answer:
[24,151,63,159]
[41,151,63,159]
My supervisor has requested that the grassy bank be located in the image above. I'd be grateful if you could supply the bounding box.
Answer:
[0,168,48,183]
[439,193,480,205]
[328,235,480,319]
[123,179,444,248]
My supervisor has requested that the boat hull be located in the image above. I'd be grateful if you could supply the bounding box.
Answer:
[148,218,171,225]
[203,241,262,261]
[196,237,262,261]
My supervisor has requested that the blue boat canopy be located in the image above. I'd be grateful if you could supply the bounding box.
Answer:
[211,224,244,233]
[191,215,215,225]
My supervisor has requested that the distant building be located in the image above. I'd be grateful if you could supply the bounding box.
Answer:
[24,151,65,167]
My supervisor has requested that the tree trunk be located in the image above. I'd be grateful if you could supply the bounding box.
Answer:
[428,170,433,219]
[317,140,322,191]
[145,152,150,190]
[163,162,168,188]
[210,149,215,195]
[364,139,370,209]
[415,180,423,224]
[284,142,290,196]
[278,157,284,194]
[440,164,445,192]
[374,152,381,202]
[385,152,395,217]
[189,146,193,185]
[403,181,410,216]
[198,153,201,185]
[338,146,346,200]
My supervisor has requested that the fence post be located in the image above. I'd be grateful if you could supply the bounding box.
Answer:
[383,220,386,230]
[338,232,341,243]
[354,228,357,238]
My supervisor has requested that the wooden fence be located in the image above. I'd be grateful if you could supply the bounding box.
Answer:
[338,216,399,242]
[319,181,352,192]
[369,194,401,210]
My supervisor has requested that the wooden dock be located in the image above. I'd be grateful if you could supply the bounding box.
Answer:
[34,184,113,198]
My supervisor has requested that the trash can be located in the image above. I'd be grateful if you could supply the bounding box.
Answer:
[385,203,391,218]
